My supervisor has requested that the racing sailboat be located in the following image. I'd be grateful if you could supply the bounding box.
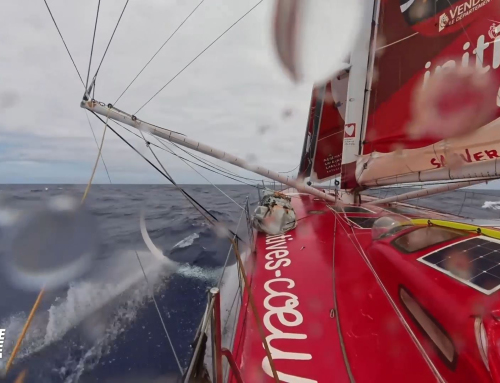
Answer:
[82,0,500,381]
[6,0,500,382]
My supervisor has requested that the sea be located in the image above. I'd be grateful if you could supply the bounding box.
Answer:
[0,184,259,383]
[1,184,500,383]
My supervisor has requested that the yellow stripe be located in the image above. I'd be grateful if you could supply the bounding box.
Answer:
[411,219,500,240]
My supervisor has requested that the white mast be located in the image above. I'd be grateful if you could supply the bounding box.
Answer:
[81,99,338,203]
[341,0,377,167]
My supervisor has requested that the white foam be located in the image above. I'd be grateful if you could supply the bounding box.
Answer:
[482,201,500,210]
[173,233,199,249]
[0,240,221,381]
[0,249,177,379]
[176,264,215,281]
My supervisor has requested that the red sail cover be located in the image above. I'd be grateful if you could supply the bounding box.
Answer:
[364,0,500,155]
[312,82,345,180]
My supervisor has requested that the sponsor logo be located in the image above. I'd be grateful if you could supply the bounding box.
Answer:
[439,13,450,32]
[423,33,500,107]
[438,0,490,32]
[344,123,356,138]
[489,22,500,40]
[261,233,317,383]
[323,153,342,174]
[430,148,499,168]
[0,329,5,358]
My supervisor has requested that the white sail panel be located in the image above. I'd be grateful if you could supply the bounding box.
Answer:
[357,116,500,186]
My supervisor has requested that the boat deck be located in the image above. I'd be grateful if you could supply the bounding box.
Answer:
[230,193,454,382]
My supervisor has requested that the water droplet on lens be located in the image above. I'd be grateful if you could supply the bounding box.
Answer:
[2,195,99,291]
[273,0,363,84]
[258,125,271,135]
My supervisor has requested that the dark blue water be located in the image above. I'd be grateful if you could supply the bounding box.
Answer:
[0,184,258,383]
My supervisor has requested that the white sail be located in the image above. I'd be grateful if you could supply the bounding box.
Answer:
[357,117,500,186]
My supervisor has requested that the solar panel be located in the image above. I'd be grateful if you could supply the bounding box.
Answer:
[418,237,500,295]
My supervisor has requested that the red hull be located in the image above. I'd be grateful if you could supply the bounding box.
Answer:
[230,193,500,382]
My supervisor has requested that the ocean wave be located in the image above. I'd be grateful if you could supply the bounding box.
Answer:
[0,249,177,382]
[482,201,500,210]
[173,233,199,249]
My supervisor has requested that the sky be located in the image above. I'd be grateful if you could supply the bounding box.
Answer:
[0,0,313,184]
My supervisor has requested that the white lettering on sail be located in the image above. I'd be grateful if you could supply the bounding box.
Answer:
[439,0,490,31]
[423,32,500,108]
[261,234,317,383]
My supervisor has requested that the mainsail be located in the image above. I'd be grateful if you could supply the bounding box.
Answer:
[312,81,346,181]
[297,0,375,189]
[356,0,500,186]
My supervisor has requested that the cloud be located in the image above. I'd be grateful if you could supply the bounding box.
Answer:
[0,0,312,184]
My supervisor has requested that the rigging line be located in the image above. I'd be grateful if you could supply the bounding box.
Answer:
[4,112,110,375]
[138,128,232,225]
[105,106,263,182]
[91,113,219,223]
[457,191,468,216]
[110,120,260,186]
[82,107,109,202]
[94,115,245,243]
[331,214,356,383]
[159,136,265,183]
[93,0,130,80]
[84,111,112,183]
[278,163,300,174]
[376,32,418,51]
[41,1,109,185]
[152,135,244,210]
[3,290,45,376]
[112,123,261,186]
[147,148,216,223]
[114,0,206,105]
[85,0,101,90]
[42,0,85,87]
[163,137,264,182]
[134,0,265,114]
[134,250,184,374]
[142,137,249,244]
[161,138,265,182]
